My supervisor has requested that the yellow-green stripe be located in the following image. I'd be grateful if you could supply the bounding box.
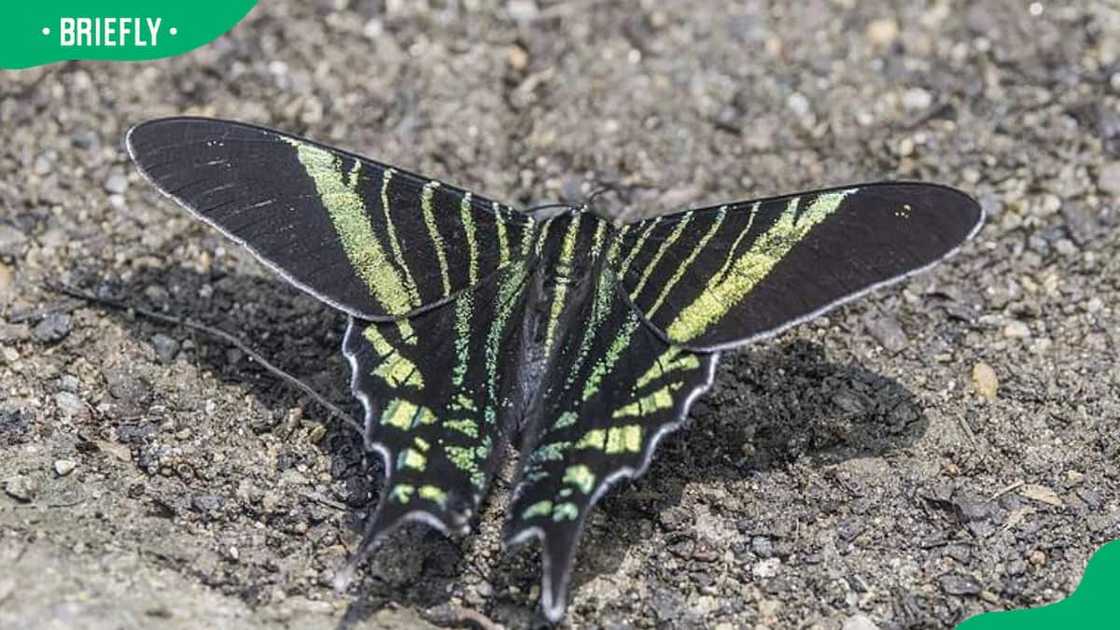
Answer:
[420,181,452,297]
[285,139,413,316]
[666,190,856,342]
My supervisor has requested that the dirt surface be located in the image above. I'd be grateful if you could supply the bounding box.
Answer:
[2,1,1118,628]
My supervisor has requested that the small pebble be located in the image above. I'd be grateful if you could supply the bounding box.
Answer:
[1002,321,1031,338]
[0,346,18,364]
[104,173,129,194]
[843,614,881,630]
[752,558,781,579]
[0,225,29,258]
[1054,238,1078,257]
[151,333,180,363]
[787,92,811,117]
[1061,202,1099,245]
[902,87,933,111]
[3,475,37,502]
[0,262,13,303]
[971,362,998,401]
[55,391,84,417]
[1098,162,1120,197]
[33,313,72,343]
[192,494,225,512]
[865,315,908,353]
[939,572,982,595]
[865,18,899,47]
[58,374,80,393]
[54,459,77,477]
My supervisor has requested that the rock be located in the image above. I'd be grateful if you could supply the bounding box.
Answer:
[0,224,28,259]
[32,313,72,343]
[0,346,18,364]
[0,323,30,343]
[192,494,225,512]
[32,154,53,176]
[53,459,77,477]
[57,374,80,393]
[787,92,811,117]
[3,475,37,502]
[104,173,129,194]
[1019,483,1064,507]
[843,614,881,630]
[971,362,998,401]
[1054,238,1078,256]
[939,572,982,595]
[151,333,180,363]
[751,536,775,558]
[752,557,781,578]
[55,391,84,417]
[1098,162,1120,197]
[506,0,539,22]
[71,129,99,149]
[1061,202,1099,245]
[104,367,151,407]
[1002,321,1031,338]
[0,262,13,304]
[865,18,899,48]
[902,87,933,111]
[865,315,907,352]
[956,498,992,523]
[659,506,693,531]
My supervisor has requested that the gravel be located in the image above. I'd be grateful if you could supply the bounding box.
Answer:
[1,2,1118,629]
[31,313,71,343]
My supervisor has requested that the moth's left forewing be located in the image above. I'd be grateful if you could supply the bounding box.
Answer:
[127,117,533,321]
[618,183,983,350]
[505,267,718,622]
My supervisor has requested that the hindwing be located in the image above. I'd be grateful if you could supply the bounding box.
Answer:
[506,263,717,622]
[342,260,531,556]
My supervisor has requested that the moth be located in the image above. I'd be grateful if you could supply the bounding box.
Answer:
[126,118,983,623]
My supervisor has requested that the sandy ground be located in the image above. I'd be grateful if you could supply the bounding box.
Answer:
[1,1,1118,628]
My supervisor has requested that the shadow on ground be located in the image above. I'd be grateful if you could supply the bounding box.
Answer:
[73,261,927,627]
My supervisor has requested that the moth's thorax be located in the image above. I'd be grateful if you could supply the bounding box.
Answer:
[532,211,612,281]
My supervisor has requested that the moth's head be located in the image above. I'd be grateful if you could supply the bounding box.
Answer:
[525,184,618,221]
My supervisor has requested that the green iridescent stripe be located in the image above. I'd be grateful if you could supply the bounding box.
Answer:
[644,206,726,319]
[379,168,422,307]
[667,190,857,342]
[285,139,414,315]
[629,212,692,301]
[460,192,479,284]
[420,181,452,297]
[618,217,660,276]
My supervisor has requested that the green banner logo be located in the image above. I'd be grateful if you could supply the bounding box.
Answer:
[958,540,1120,629]
[1,1,257,69]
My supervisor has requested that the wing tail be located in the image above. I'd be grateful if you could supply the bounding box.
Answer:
[339,260,531,580]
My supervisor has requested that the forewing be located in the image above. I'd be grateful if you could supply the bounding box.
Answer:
[127,117,532,320]
[505,266,717,622]
[343,260,530,558]
[616,183,983,350]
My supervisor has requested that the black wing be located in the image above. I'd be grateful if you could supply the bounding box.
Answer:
[127,117,533,320]
[614,183,983,350]
[505,263,717,622]
[340,260,531,573]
